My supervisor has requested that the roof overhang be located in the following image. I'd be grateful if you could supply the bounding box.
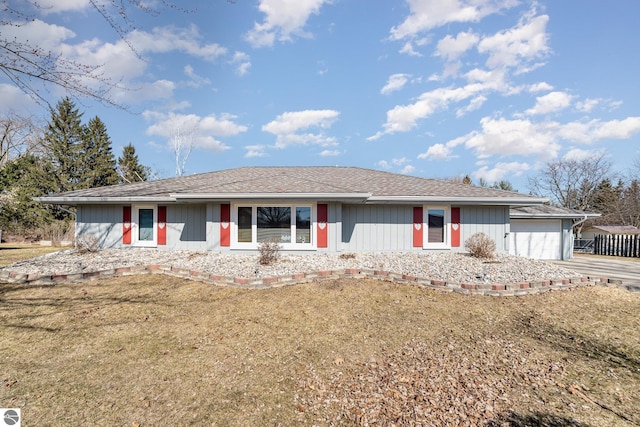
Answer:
[510,212,601,219]
[365,196,549,206]
[35,196,176,205]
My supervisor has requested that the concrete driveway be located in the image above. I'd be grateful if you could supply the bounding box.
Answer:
[552,254,640,292]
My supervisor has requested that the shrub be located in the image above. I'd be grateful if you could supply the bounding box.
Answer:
[258,239,281,265]
[75,234,100,253]
[465,232,496,259]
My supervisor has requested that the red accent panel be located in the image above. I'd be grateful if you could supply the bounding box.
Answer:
[413,206,423,247]
[317,204,328,248]
[123,206,132,245]
[220,204,230,247]
[157,206,167,245]
[451,207,461,247]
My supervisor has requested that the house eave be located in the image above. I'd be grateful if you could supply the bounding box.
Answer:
[36,196,177,205]
[365,196,549,206]
[510,213,601,219]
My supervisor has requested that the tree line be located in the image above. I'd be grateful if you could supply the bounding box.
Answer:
[0,97,149,240]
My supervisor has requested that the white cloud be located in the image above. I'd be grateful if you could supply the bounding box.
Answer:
[368,83,489,140]
[455,117,562,160]
[320,149,341,156]
[36,0,90,14]
[184,65,211,88]
[477,13,550,72]
[245,145,269,158]
[528,82,554,93]
[526,91,573,115]
[456,95,487,117]
[381,74,410,95]
[473,161,530,183]
[245,0,331,48]
[575,98,599,113]
[144,111,247,152]
[230,51,251,76]
[557,117,640,144]
[435,31,479,62]
[262,110,340,149]
[390,0,518,40]
[418,143,457,160]
[562,148,604,161]
[0,84,39,114]
[400,164,416,174]
[377,158,415,174]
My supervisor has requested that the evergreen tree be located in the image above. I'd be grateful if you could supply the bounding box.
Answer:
[0,154,61,235]
[44,97,84,193]
[79,116,119,189]
[117,143,149,183]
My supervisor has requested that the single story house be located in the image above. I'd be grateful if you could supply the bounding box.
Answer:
[509,205,599,260]
[579,225,640,240]
[38,166,586,260]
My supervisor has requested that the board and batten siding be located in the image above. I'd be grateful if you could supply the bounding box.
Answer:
[76,204,208,250]
[340,204,510,253]
[76,204,124,249]
[460,206,510,253]
[341,204,414,252]
[165,204,207,250]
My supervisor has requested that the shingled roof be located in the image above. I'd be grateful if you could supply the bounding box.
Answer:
[39,166,548,206]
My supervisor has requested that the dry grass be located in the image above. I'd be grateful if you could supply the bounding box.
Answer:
[0,243,63,268]
[0,275,638,426]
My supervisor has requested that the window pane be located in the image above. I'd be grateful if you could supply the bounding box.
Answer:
[257,207,291,242]
[428,209,444,243]
[238,207,252,243]
[296,206,311,243]
[139,209,154,241]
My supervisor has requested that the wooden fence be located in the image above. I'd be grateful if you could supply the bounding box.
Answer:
[593,234,640,258]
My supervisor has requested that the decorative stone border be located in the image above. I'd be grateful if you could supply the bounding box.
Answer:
[0,264,626,296]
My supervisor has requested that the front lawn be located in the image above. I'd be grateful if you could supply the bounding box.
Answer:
[1,275,639,426]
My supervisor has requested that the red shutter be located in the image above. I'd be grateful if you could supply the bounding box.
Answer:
[123,206,132,245]
[413,206,423,247]
[317,204,328,248]
[220,204,230,247]
[157,206,167,245]
[451,207,461,247]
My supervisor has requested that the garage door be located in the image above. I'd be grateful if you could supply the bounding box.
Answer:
[510,219,562,260]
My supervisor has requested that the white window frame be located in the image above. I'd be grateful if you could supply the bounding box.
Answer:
[231,203,316,250]
[132,205,157,247]
[423,205,450,249]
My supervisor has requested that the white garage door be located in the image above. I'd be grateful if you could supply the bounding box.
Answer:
[510,219,562,260]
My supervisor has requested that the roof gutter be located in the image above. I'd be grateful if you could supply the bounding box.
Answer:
[365,196,549,206]
[36,196,177,205]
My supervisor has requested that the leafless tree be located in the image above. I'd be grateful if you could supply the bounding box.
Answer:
[528,153,613,211]
[1,1,191,109]
[169,125,195,177]
[0,112,44,166]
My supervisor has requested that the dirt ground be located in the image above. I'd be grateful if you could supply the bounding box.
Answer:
[1,272,639,426]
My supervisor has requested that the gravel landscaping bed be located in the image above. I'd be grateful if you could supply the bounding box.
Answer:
[1,248,580,285]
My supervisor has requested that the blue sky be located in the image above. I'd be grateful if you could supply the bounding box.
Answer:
[2,0,640,191]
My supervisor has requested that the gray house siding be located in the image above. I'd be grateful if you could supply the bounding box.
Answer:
[562,218,573,260]
[340,204,510,253]
[76,204,208,251]
[461,206,510,254]
[341,204,413,252]
[165,204,207,251]
[76,205,123,249]
[77,203,511,254]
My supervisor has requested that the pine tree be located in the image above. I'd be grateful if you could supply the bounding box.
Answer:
[117,143,149,183]
[79,116,119,189]
[44,97,84,193]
